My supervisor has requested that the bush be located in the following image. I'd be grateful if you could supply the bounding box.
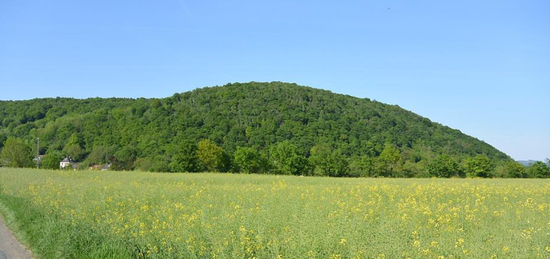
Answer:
[464,155,493,178]
[427,155,460,178]
[233,147,268,174]
[527,161,549,178]
[0,137,33,168]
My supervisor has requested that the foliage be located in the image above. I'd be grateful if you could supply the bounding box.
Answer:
[377,144,401,176]
[527,161,550,178]
[349,156,375,177]
[111,146,137,171]
[61,133,85,161]
[464,155,493,178]
[41,150,65,169]
[328,150,350,177]
[0,137,32,167]
[83,145,116,167]
[197,139,230,172]
[269,141,309,175]
[167,141,202,173]
[62,144,85,161]
[233,147,267,174]
[309,145,349,177]
[0,133,6,150]
[503,161,527,178]
[135,155,170,172]
[0,82,512,177]
[428,155,460,178]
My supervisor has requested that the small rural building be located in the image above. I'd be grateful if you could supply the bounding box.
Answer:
[101,163,112,171]
[60,156,77,169]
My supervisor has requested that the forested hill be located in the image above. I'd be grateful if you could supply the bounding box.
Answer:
[0,82,512,177]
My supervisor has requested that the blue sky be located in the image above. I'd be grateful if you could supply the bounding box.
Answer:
[0,0,548,160]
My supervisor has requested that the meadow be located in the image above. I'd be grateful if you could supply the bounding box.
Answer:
[0,168,549,259]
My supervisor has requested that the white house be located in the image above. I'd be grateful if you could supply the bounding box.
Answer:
[60,156,76,169]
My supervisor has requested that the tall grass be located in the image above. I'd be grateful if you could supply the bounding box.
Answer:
[1,168,549,258]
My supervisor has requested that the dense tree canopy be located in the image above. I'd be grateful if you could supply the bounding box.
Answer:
[464,155,493,178]
[527,161,549,178]
[233,147,267,174]
[0,81,522,177]
[167,141,202,173]
[0,137,32,167]
[269,141,309,175]
[502,161,527,178]
[377,144,401,177]
[41,150,65,170]
[197,139,230,172]
[309,145,350,177]
[428,155,460,178]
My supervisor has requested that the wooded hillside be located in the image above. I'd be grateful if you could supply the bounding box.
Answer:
[0,82,518,177]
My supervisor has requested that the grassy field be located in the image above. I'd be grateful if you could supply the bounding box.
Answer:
[0,168,549,258]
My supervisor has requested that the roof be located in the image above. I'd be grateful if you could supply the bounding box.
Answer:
[61,157,75,163]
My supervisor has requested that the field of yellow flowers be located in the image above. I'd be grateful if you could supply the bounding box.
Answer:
[0,168,549,258]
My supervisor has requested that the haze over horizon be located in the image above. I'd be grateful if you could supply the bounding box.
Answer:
[1,1,548,161]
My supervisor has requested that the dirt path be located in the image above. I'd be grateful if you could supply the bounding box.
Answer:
[0,215,34,259]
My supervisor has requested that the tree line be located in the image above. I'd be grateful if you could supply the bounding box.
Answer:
[0,82,524,177]
[1,136,549,178]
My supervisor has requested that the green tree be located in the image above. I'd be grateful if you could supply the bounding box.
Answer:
[349,156,375,177]
[0,137,32,167]
[309,145,349,177]
[0,82,512,176]
[83,145,115,166]
[504,161,526,178]
[134,157,152,172]
[399,160,428,178]
[135,155,170,172]
[377,144,401,176]
[330,150,350,177]
[62,133,86,161]
[41,150,65,169]
[269,141,309,175]
[63,144,85,161]
[464,154,493,178]
[527,161,549,178]
[197,139,230,172]
[427,155,460,178]
[168,142,202,172]
[0,133,6,150]
[309,145,332,176]
[233,147,267,174]
[111,146,137,171]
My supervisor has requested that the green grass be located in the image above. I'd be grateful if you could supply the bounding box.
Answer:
[1,168,549,258]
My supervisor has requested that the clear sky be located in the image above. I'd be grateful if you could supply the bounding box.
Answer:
[0,0,549,161]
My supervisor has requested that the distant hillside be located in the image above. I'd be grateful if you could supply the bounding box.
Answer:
[517,160,537,167]
[0,82,510,176]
